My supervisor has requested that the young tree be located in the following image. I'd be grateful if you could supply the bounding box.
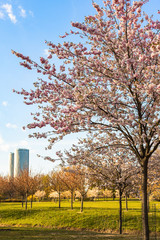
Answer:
[0,176,15,200]
[29,173,41,208]
[61,166,80,210]
[64,139,139,234]
[49,170,66,208]
[146,149,160,205]
[61,165,89,212]
[14,170,31,210]
[49,190,59,202]
[61,190,71,200]
[102,188,114,199]
[39,174,51,198]
[87,187,99,200]
[12,0,160,239]
[35,190,46,201]
[72,166,89,212]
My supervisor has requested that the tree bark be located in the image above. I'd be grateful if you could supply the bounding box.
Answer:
[142,161,149,240]
[71,191,73,210]
[31,195,33,208]
[58,192,61,208]
[22,196,24,208]
[125,193,128,211]
[25,193,28,210]
[80,195,84,212]
[112,188,115,201]
[119,187,122,234]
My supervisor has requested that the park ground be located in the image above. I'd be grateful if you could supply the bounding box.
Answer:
[0,199,160,239]
[0,227,160,240]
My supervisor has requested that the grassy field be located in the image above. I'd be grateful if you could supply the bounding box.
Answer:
[0,199,160,239]
[1,227,160,240]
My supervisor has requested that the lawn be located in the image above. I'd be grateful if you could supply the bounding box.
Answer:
[0,199,160,237]
[0,227,158,240]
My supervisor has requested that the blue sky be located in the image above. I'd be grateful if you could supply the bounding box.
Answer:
[0,0,159,175]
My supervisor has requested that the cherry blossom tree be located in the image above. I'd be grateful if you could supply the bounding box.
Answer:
[50,170,66,208]
[146,149,160,205]
[38,174,51,198]
[63,137,139,234]
[60,166,80,210]
[0,176,15,200]
[35,190,46,201]
[14,170,32,210]
[102,188,114,199]
[49,190,59,202]
[12,0,160,239]
[61,190,71,200]
[87,187,99,200]
[29,173,41,208]
[72,166,89,212]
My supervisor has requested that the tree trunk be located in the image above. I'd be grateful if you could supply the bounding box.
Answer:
[31,195,33,208]
[147,191,150,213]
[80,195,84,212]
[22,196,24,208]
[25,193,28,210]
[58,192,61,208]
[71,191,73,210]
[125,193,128,211]
[142,162,149,240]
[112,188,115,200]
[119,188,122,234]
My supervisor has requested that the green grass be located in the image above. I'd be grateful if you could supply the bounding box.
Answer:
[1,227,160,240]
[0,199,160,235]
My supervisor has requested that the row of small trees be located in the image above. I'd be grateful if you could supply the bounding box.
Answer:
[0,171,39,210]
[1,158,160,209]
[0,156,160,235]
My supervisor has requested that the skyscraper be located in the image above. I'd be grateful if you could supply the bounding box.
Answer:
[14,149,29,177]
[9,152,14,178]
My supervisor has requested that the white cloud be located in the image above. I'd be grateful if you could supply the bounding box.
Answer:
[0,136,4,145]
[19,6,26,18]
[44,49,49,57]
[0,144,9,152]
[19,140,28,147]
[0,134,29,153]
[0,11,4,19]
[0,135,9,152]
[29,10,34,17]
[2,101,8,106]
[1,3,17,24]
[0,143,10,152]
[6,123,17,129]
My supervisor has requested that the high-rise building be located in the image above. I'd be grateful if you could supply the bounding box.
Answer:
[14,149,29,177]
[9,152,14,178]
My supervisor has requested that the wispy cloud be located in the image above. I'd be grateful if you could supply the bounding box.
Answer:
[0,136,4,145]
[29,10,34,17]
[0,135,9,152]
[19,140,28,147]
[44,49,49,57]
[18,6,26,18]
[0,135,28,152]
[1,3,17,24]
[0,10,4,19]
[2,101,8,106]
[0,4,32,23]
[6,123,17,129]
[0,143,9,151]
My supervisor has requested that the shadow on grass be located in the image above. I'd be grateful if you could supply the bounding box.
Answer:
[0,227,154,240]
